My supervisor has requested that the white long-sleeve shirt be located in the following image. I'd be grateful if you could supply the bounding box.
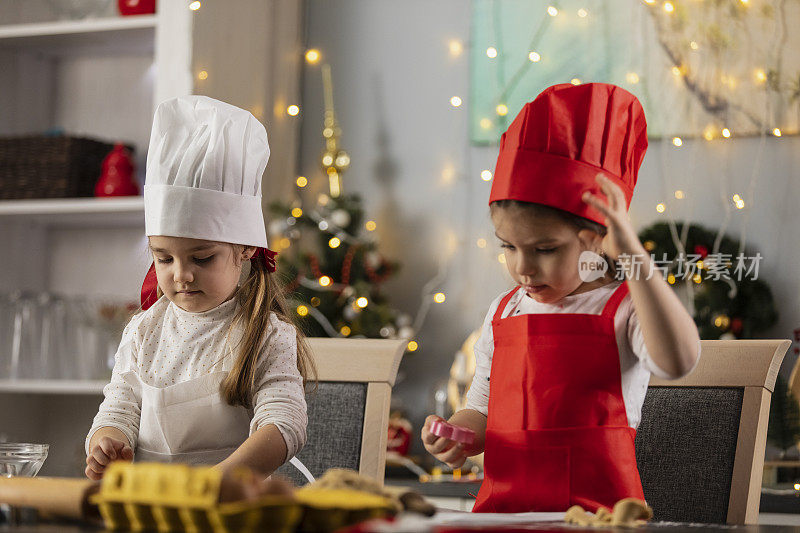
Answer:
[465,281,699,430]
[85,295,307,459]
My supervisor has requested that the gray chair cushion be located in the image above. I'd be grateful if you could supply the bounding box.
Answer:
[274,382,367,486]
[635,386,743,523]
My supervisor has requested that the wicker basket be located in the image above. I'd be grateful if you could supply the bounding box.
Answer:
[0,135,127,200]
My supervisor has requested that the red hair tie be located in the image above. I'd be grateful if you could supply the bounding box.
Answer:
[253,247,277,273]
[140,263,158,311]
[139,247,278,311]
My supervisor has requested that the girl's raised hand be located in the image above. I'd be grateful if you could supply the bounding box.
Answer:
[421,415,468,469]
[581,174,646,261]
[85,436,134,480]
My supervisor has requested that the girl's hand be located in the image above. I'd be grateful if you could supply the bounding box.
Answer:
[582,174,647,261]
[218,467,295,502]
[85,436,133,480]
[421,415,469,469]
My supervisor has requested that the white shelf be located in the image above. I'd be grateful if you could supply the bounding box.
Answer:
[0,379,106,395]
[0,197,144,226]
[0,15,157,55]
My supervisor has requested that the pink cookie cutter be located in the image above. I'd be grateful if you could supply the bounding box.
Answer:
[429,420,475,445]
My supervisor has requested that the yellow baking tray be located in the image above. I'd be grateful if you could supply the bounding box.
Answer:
[90,462,395,532]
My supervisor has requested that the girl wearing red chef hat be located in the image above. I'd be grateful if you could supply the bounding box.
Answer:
[422,83,701,513]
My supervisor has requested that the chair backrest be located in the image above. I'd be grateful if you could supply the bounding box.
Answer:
[274,338,405,486]
[635,339,789,525]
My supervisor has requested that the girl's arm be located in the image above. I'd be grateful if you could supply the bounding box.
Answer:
[229,317,307,476]
[216,424,287,477]
[88,427,131,452]
[85,318,142,457]
[624,253,701,378]
[583,175,701,378]
[448,409,487,455]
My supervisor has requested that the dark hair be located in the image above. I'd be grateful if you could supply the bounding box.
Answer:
[490,199,606,235]
[490,200,617,277]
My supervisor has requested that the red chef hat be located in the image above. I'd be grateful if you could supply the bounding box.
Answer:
[489,83,648,226]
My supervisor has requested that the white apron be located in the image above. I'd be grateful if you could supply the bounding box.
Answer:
[130,370,249,465]
[123,370,315,481]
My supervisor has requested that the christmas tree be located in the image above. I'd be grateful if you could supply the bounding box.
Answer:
[268,65,414,344]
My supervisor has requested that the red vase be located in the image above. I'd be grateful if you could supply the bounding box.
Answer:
[95,144,139,197]
[118,0,156,16]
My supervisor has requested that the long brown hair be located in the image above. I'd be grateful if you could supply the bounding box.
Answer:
[152,246,317,408]
[220,249,316,408]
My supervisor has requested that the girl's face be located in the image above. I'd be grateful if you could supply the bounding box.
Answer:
[491,206,605,304]
[148,236,255,312]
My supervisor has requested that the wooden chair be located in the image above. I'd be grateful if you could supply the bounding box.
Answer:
[635,339,790,525]
[274,338,406,486]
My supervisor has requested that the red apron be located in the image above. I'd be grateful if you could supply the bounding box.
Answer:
[473,282,645,513]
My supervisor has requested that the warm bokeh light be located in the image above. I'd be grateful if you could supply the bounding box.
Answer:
[296,305,309,317]
[291,207,303,218]
[656,203,666,213]
[328,237,341,248]
[365,220,377,231]
[496,103,508,116]
[197,70,208,80]
[296,176,308,187]
[319,276,332,287]
[305,49,321,64]
[672,137,683,147]
[481,170,493,181]
[407,341,419,352]
[528,51,541,62]
[486,47,498,58]
[356,297,369,308]
[433,292,446,303]
[189,1,201,10]
[450,96,462,107]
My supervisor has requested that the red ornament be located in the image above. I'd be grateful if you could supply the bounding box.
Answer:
[387,414,412,456]
[95,144,139,197]
[118,0,156,16]
[694,244,709,258]
[730,318,744,336]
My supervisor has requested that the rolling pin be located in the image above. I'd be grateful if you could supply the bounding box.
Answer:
[0,477,100,522]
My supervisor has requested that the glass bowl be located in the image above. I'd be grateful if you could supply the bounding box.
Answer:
[0,443,49,478]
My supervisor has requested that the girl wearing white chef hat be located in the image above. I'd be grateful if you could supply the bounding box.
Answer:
[85,96,315,481]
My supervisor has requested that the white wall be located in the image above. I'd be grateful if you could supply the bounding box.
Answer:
[299,0,800,451]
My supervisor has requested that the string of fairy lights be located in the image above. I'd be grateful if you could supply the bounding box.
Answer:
[638,0,780,303]
[186,0,783,338]
[467,0,783,296]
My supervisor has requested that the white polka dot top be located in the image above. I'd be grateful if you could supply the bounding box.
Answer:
[85,295,307,460]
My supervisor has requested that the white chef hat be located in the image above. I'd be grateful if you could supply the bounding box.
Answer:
[144,95,270,248]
